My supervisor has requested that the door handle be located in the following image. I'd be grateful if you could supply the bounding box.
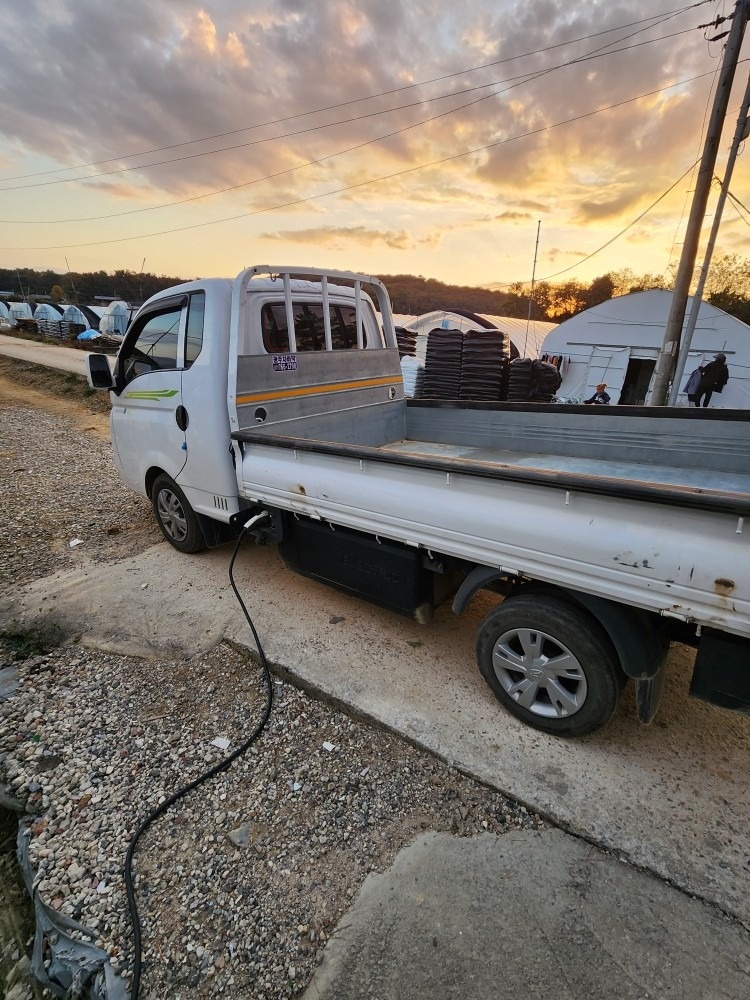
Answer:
[175,405,189,431]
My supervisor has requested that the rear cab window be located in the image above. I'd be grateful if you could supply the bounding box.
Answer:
[259,299,382,354]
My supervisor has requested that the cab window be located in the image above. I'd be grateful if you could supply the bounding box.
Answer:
[120,307,181,385]
[261,301,365,353]
[185,292,205,368]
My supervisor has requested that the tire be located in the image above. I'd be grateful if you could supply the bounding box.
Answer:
[475,593,625,737]
[151,474,206,554]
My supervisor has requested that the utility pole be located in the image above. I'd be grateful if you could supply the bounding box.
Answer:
[524,221,541,357]
[649,0,750,406]
[668,70,750,403]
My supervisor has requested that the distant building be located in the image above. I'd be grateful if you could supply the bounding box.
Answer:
[540,290,750,407]
[99,300,136,337]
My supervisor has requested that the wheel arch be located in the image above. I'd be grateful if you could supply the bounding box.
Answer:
[455,567,668,680]
[531,584,668,681]
[150,471,207,553]
[145,465,167,498]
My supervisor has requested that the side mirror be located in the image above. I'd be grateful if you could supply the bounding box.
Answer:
[87,353,115,390]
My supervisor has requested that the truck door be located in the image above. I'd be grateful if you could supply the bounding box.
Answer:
[110,294,188,493]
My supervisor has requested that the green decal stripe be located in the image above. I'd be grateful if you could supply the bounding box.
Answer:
[124,389,179,399]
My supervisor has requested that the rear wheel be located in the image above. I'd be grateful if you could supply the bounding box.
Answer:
[476,593,625,736]
[151,474,206,554]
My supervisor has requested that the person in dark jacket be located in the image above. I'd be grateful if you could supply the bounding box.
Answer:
[692,353,729,407]
[584,383,611,404]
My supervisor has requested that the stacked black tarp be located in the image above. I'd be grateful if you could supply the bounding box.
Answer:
[506,358,534,401]
[529,360,562,401]
[459,329,509,401]
[421,328,463,399]
[395,326,417,358]
[506,358,562,402]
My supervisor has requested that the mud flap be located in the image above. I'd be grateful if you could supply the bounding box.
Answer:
[635,662,667,724]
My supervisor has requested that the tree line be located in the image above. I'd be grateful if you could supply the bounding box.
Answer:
[3,255,750,325]
[0,267,187,307]
[386,254,750,325]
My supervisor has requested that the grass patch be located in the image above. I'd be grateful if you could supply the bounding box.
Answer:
[0,626,62,664]
[0,355,111,413]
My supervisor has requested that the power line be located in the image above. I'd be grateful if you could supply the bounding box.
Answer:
[1,45,712,226]
[0,26,698,195]
[0,79,714,253]
[0,1,712,184]
[535,160,702,282]
[726,185,750,219]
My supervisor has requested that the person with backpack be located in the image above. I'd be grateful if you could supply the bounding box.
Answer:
[689,353,729,407]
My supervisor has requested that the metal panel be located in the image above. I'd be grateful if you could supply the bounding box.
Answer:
[236,349,404,435]
[404,401,750,475]
[237,441,750,639]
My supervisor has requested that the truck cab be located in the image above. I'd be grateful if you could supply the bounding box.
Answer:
[87,266,399,549]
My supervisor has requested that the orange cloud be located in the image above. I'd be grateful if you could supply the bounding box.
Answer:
[260,225,427,251]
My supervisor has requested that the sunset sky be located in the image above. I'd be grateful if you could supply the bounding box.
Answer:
[1,0,748,290]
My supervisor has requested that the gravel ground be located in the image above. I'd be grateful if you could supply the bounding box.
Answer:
[0,379,544,999]
[0,404,159,591]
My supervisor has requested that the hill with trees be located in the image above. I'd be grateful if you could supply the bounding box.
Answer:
[0,267,187,308]
[2,255,749,326]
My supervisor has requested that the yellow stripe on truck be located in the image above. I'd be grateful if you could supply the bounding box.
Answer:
[236,374,402,405]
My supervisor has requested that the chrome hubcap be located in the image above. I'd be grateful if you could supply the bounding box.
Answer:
[157,488,188,542]
[492,627,587,719]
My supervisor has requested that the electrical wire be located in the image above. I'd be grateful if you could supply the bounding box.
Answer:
[0,1,712,185]
[0,71,722,253]
[123,513,273,1000]
[535,160,703,282]
[726,186,750,219]
[2,62,716,227]
[0,23,701,196]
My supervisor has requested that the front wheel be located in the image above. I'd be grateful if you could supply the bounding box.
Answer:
[151,474,206,554]
[476,593,625,736]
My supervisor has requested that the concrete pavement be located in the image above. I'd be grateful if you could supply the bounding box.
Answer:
[2,542,749,930]
[0,332,91,376]
[303,829,750,1000]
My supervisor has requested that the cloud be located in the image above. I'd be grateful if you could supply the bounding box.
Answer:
[0,0,712,198]
[575,192,641,223]
[517,199,548,212]
[260,224,428,250]
[0,0,739,285]
[496,210,533,221]
[83,180,161,203]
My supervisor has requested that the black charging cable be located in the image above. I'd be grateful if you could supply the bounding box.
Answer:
[123,512,273,999]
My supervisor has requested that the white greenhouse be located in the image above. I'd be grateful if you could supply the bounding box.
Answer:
[8,301,33,322]
[33,302,65,322]
[99,301,135,337]
[539,290,750,408]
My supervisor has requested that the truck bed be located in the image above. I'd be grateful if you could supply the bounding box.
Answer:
[232,398,750,636]
[234,399,750,515]
[378,439,750,501]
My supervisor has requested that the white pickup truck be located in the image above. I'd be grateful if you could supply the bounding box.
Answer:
[87,265,750,736]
